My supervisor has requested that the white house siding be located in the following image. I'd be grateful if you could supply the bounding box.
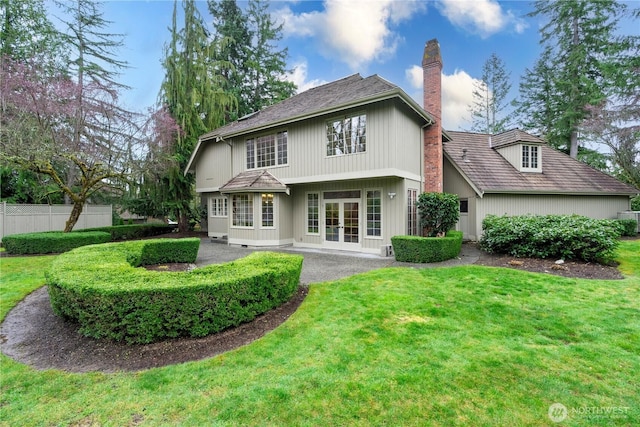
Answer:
[443,158,478,239]
[473,194,632,241]
[227,193,294,247]
[195,143,233,192]
[495,144,542,173]
[221,99,423,185]
[290,177,406,254]
[204,192,229,239]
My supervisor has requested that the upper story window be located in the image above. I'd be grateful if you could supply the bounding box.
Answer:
[326,113,366,156]
[246,131,288,169]
[522,145,539,169]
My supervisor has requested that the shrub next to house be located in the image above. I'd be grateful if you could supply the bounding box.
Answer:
[392,231,463,263]
[2,231,111,255]
[480,214,623,262]
[46,238,303,344]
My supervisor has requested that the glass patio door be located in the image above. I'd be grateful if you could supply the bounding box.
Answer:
[324,199,360,249]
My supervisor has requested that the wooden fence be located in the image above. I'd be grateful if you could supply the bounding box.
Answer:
[0,203,112,242]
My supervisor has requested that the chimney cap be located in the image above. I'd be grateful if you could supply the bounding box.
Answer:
[423,39,442,68]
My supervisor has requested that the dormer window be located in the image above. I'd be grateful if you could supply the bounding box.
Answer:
[522,145,539,170]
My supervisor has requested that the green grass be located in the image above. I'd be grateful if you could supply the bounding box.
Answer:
[0,241,639,426]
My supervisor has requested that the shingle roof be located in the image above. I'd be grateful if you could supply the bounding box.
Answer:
[219,170,288,193]
[444,130,638,196]
[200,73,432,141]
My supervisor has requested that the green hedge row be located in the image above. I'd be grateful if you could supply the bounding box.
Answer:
[2,224,176,255]
[46,239,303,344]
[479,214,622,262]
[391,231,463,263]
[2,231,111,255]
[78,224,175,241]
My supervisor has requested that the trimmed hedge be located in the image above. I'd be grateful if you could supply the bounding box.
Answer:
[46,238,303,344]
[2,224,176,255]
[391,231,463,263]
[78,224,175,241]
[479,214,622,262]
[2,231,111,255]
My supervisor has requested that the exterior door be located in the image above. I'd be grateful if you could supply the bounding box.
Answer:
[324,199,360,249]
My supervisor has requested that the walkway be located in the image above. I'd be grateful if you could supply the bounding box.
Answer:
[196,240,481,285]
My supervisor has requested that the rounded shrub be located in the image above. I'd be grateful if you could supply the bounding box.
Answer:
[479,214,622,262]
[46,238,303,344]
[391,231,463,263]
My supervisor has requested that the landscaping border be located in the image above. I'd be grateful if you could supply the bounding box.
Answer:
[46,238,303,344]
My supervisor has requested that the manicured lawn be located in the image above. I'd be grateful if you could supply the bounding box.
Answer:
[0,241,638,426]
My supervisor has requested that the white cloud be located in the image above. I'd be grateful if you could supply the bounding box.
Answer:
[285,60,328,93]
[436,0,527,38]
[275,0,426,70]
[405,65,423,90]
[442,69,477,130]
[405,65,479,130]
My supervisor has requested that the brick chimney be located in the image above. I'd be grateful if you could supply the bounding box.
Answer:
[422,39,443,193]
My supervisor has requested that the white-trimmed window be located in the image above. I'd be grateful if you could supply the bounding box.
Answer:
[407,189,418,236]
[326,113,366,156]
[232,194,253,227]
[307,193,319,234]
[246,131,288,169]
[210,196,228,217]
[522,145,539,169]
[261,193,274,228]
[366,190,382,237]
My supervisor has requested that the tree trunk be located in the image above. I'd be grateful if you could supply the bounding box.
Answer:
[178,211,189,233]
[64,200,84,232]
[570,129,578,159]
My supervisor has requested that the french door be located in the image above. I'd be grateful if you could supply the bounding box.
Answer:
[324,199,360,249]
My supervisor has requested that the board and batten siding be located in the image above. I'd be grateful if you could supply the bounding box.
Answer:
[290,177,406,254]
[195,142,233,191]
[225,99,424,184]
[227,193,293,247]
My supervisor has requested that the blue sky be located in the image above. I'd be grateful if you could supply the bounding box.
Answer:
[46,1,632,131]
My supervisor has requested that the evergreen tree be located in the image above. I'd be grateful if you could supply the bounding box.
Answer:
[525,0,632,159]
[157,0,235,232]
[468,53,513,134]
[514,50,556,141]
[0,0,65,68]
[245,0,296,114]
[209,0,251,120]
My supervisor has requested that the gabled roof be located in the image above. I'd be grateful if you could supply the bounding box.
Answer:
[186,74,435,173]
[444,130,638,197]
[219,170,288,194]
[201,74,434,141]
[490,128,545,148]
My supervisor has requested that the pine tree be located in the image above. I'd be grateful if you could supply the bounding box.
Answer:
[514,50,557,141]
[245,0,296,113]
[0,0,65,68]
[157,0,235,232]
[209,0,251,120]
[468,53,513,134]
[526,0,631,159]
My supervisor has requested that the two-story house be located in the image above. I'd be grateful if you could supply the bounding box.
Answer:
[186,39,637,253]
